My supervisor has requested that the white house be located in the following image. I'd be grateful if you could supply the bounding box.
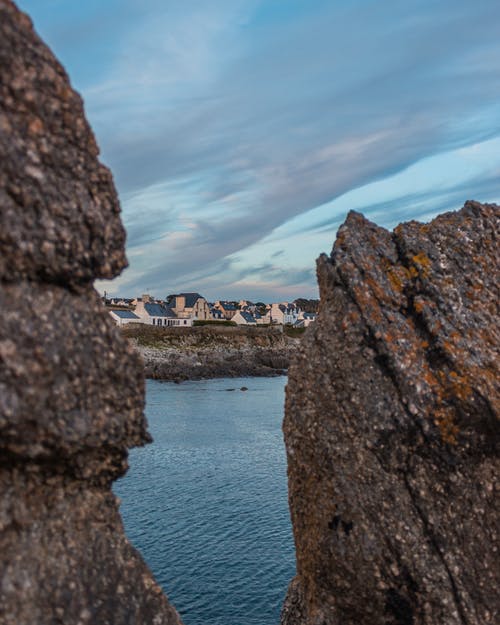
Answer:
[109,309,141,326]
[232,310,257,326]
[269,303,285,324]
[134,294,192,327]
[270,303,301,325]
[109,297,134,307]
[295,312,316,328]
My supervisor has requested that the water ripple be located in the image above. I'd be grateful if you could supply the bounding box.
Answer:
[115,377,295,625]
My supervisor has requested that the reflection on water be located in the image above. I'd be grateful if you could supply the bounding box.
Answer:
[114,377,295,625]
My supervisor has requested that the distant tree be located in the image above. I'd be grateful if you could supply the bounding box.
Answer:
[294,298,320,313]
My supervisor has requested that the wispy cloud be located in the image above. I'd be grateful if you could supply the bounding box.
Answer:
[21,0,500,299]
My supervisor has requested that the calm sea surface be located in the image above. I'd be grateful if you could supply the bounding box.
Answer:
[114,377,296,625]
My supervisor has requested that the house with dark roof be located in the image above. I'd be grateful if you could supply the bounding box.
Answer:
[214,301,238,320]
[169,292,211,320]
[295,312,316,328]
[134,294,192,327]
[253,311,267,325]
[232,310,257,326]
[209,305,225,321]
[270,302,301,325]
[238,300,254,308]
[109,309,141,326]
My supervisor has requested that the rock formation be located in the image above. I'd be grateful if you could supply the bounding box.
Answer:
[2,2,499,624]
[282,201,499,625]
[123,324,296,381]
[0,2,182,623]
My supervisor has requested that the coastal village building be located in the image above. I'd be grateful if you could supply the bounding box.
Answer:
[134,294,192,326]
[232,310,258,326]
[109,293,211,327]
[109,297,134,307]
[214,301,238,320]
[169,293,211,321]
[238,300,253,309]
[295,312,316,328]
[209,306,225,321]
[109,309,141,326]
[269,303,285,324]
[108,292,315,328]
[248,306,270,324]
[254,311,267,325]
[270,303,301,325]
[239,304,268,324]
[232,309,268,326]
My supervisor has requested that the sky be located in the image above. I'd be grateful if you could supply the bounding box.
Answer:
[19,0,500,302]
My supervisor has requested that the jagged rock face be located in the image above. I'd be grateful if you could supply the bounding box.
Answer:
[0,2,182,623]
[0,0,126,285]
[282,201,499,625]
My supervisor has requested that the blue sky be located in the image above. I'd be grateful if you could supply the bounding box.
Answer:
[19,0,500,301]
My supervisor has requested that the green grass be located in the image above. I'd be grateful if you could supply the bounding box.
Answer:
[283,325,306,337]
[121,322,293,349]
[193,319,237,327]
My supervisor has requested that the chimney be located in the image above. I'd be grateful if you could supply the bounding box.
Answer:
[142,294,151,303]
[175,295,185,310]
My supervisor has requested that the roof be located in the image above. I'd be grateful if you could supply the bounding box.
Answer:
[144,302,176,318]
[239,311,256,323]
[111,310,140,319]
[177,292,205,308]
[220,302,237,311]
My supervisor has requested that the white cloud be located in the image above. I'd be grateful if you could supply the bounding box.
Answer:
[20,0,500,300]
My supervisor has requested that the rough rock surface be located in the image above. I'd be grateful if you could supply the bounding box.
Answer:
[282,201,499,625]
[0,2,182,623]
[0,1,126,285]
[123,324,296,381]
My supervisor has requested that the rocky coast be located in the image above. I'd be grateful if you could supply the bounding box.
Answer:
[122,324,299,381]
[1,2,498,624]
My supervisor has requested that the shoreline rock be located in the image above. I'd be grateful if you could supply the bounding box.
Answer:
[3,2,498,624]
[123,325,298,381]
[282,201,499,625]
[0,3,182,623]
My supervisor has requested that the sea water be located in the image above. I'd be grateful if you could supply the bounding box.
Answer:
[114,377,296,625]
